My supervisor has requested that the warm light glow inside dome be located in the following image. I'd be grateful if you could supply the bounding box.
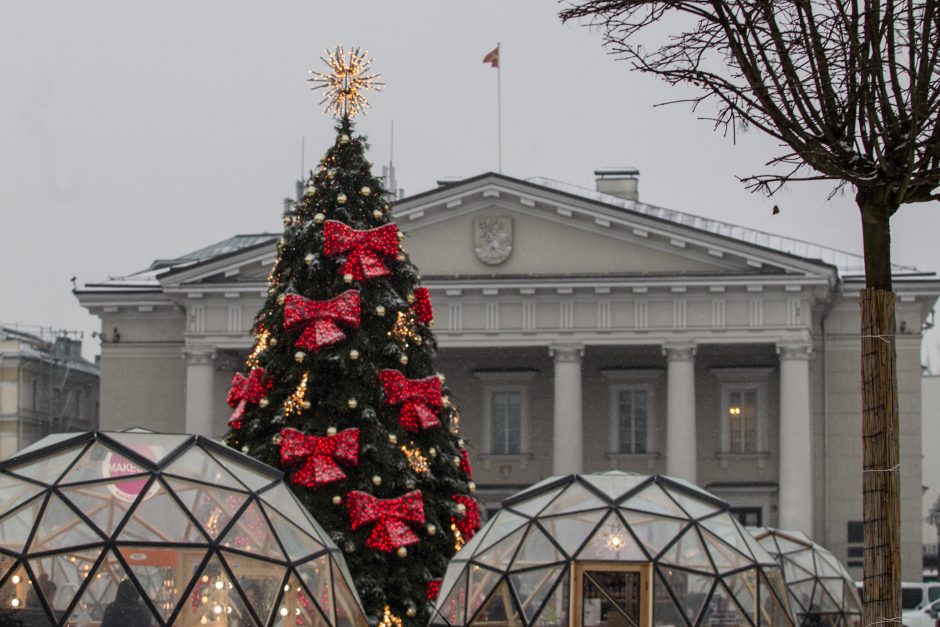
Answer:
[751,528,862,627]
[0,429,367,626]
[433,471,795,626]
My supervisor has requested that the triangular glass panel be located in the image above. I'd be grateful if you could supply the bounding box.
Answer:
[259,483,318,529]
[471,511,528,558]
[0,494,46,554]
[790,549,818,577]
[29,492,103,552]
[331,560,367,625]
[843,581,862,613]
[581,473,647,502]
[701,528,754,573]
[467,565,503,620]
[811,579,841,612]
[471,579,521,626]
[221,549,287,626]
[509,564,564,622]
[577,512,645,561]
[660,526,713,572]
[435,569,468,626]
[0,554,16,587]
[295,555,334,625]
[783,556,816,583]
[623,483,687,518]
[759,572,796,626]
[0,474,44,515]
[58,481,136,537]
[668,489,719,520]
[789,579,815,614]
[164,477,249,540]
[162,446,245,490]
[772,534,807,555]
[219,501,286,562]
[117,479,207,543]
[531,566,568,626]
[725,569,758,624]
[506,488,564,518]
[208,448,279,492]
[183,552,248,626]
[657,565,713,625]
[262,503,326,562]
[28,547,102,614]
[621,510,687,560]
[119,545,204,623]
[6,445,85,484]
[0,563,42,617]
[701,513,759,561]
[698,578,748,626]
[102,432,190,463]
[60,440,150,485]
[815,553,844,579]
[537,510,606,558]
[539,484,606,516]
[65,548,154,626]
[821,576,846,611]
[475,525,527,568]
[512,525,563,571]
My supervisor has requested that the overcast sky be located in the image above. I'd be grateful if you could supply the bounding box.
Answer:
[2,1,939,361]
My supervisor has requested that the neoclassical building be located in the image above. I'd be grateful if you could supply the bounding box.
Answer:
[76,171,938,579]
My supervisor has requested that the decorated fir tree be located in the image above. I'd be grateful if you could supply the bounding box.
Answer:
[225,48,481,625]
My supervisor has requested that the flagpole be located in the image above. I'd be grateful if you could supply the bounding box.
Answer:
[497,43,502,174]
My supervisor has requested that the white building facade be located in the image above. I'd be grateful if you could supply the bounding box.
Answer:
[76,172,939,580]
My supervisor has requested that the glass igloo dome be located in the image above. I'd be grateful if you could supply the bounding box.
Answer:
[0,429,367,626]
[433,471,794,627]
[750,528,862,627]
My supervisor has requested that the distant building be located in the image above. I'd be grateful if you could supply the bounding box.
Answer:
[76,171,939,580]
[0,325,100,456]
[924,374,940,569]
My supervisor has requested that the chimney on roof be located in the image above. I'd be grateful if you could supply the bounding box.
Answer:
[595,168,639,202]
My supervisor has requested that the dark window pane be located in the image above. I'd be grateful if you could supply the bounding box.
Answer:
[847,521,864,543]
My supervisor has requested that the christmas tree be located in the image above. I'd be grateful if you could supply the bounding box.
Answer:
[225,47,481,625]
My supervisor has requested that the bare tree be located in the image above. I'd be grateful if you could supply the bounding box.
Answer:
[560,0,940,622]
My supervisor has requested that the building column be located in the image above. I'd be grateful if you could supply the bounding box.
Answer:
[184,348,216,437]
[778,343,813,535]
[551,345,583,475]
[664,344,697,483]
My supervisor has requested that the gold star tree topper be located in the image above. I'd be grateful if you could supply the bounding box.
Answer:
[308,46,384,119]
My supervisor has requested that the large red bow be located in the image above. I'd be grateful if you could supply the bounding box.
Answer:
[226,368,271,427]
[282,290,360,352]
[347,490,425,551]
[378,370,442,432]
[451,495,481,542]
[279,427,359,489]
[323,220,398,281]
[411,287,433,324]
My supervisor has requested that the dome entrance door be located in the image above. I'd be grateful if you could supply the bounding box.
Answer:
[573,563,651,627]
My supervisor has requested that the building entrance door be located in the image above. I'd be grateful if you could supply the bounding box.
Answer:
[573,563,650,627]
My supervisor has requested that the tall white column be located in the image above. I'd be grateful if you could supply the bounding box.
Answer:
[184,348,217,437]
[551,345,583,475]
[778,343,813,535]
[664,344,697,483]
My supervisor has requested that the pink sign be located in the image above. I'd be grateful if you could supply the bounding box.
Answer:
[102,445,163,503]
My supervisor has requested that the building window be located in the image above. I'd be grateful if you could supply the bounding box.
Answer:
[475,370,537,457]
[730,507,763,527]
[847,520,863,568]
[725,386,759,452]
[616,388,650,454]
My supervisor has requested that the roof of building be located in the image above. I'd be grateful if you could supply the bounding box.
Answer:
[80,173,925,291]
[0,326,100,376]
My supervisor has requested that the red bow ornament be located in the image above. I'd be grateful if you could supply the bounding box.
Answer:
[347,490,425,551]
[282,290,360,352]
[411,287,434,325]
[323,220,399,281]
[226,368,272,427]
[279,427,359,489]
[378,370,442,432]
[458,449,473,480]
[451,494,481,541]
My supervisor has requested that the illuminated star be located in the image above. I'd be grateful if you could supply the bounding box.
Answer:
[308,46,384,119]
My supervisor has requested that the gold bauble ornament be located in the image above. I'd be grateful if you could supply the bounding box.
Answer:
[344,542,355,553]
[294,351,306,363]
[339,134,350,144]
[360,186,371,196]
[347,398,358,409]
[373,210,383,219]
[343,273,354,284]
[304,186,316,197]
[453,456,461,466]
[397,230,405,240]
[428,447,437,458]
[406,294,415,304]
[414,336,422,346]
[332,495,342,505]
[327,426,337,436]
[372,475,382,486]
[282,216,293,226]
[406,607,416,618]
[457,438,464,448]
[427,524,437,535]
[405,479,415,490]
[456,502,467,515]
[396,547,407,558]
[397,253,406,262]
[375,306,386,317]
[259,398,270,408]
[304,253,315,264]
[468,481,477,493]
[349,349,360,360]
[269,337,278,346]
[271,434,282,445]
[388,434,398,445]
[314,213,325,224]
[442,397,451,408]
[277,294,286,305]
[336,193,347,205]
[399,355,409,366]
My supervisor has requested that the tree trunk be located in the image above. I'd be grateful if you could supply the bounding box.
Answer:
[857,190,901,627]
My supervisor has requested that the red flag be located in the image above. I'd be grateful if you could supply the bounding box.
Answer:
[483,45,499,68]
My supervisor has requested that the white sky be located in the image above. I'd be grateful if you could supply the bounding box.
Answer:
[1,1,938,361]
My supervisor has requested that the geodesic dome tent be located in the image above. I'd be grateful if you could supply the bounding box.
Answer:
[750,528,862,627]
[433,471,795,627]
[0,429,367,626]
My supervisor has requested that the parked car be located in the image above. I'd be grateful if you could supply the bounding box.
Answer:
[903,597,940,627]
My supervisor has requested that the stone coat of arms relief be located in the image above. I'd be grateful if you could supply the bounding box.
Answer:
[474,216,513,265]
